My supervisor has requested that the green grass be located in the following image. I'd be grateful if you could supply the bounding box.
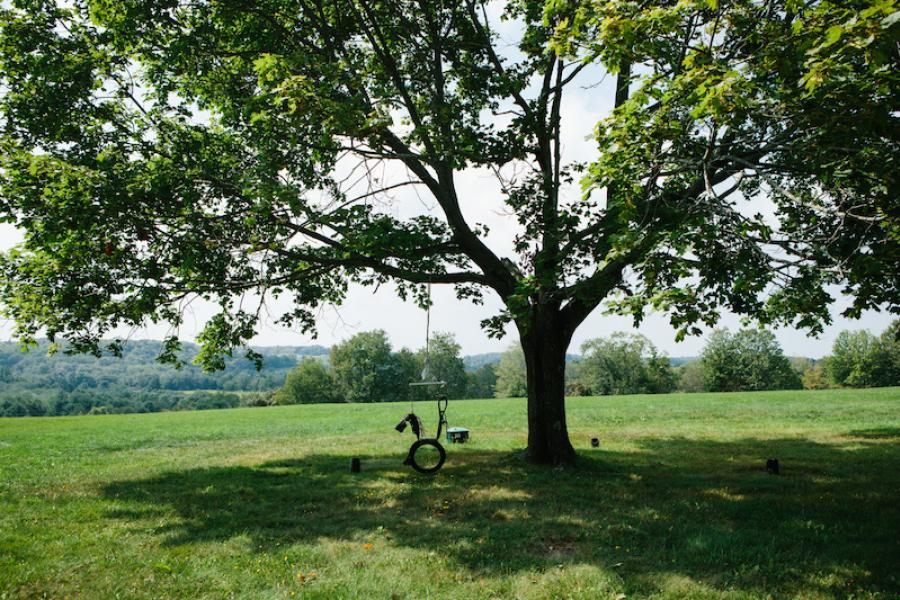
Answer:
[2,388,899,599]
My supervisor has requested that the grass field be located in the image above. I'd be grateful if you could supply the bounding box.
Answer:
[1,388,899,599]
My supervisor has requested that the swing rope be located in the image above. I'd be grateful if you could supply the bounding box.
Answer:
[409,281,446,387]
[423,281,431,380]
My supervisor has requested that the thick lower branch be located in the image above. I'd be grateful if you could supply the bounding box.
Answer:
[271,247,489,286]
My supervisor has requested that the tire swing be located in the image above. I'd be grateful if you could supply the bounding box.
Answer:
[395,396,448,474]
[394,283,450,475]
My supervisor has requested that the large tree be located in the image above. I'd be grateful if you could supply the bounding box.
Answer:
[0,1,897,463]
[700,328,802,391]
[329,330,408,402]
[275,357,338,404]
[826,320,899,387]
[577,332,676,395]
[416,332,468,399]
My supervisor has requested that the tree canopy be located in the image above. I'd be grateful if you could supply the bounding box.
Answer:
[550,0,899,334]
[494,344,528,398]
[576,332,675,395]
[826,319,899,387]
[275,357,338,404]
[329,330,408,402]
[700,328,802,391]
[2,0,896,361]
[418,332,468,398]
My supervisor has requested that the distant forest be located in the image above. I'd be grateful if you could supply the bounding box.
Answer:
[0,338,587,417]
[3,319,895,417]
[0,338,517,416]
[0,340,327,416]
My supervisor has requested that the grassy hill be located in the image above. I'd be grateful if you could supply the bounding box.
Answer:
[2,388,898,599]
[0,339,328,394]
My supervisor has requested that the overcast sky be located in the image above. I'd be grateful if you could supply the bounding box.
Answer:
[0,11,893,359]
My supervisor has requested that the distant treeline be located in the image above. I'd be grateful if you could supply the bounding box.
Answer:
[1,320,896,417]
[274,330,495,405]
[489,322,898,399]
[271,321,900,407]
[0,340,325,417]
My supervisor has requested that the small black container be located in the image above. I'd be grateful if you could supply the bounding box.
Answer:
[590,438,600,448]
[350,457,361,473]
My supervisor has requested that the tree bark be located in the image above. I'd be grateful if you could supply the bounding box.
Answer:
[520,309,576,465]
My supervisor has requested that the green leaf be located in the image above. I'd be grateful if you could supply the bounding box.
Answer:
[823,25,844,47]
[882,10,900,28]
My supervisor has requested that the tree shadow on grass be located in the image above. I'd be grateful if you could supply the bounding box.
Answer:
[846,427,900,439]
[101,436,900,597]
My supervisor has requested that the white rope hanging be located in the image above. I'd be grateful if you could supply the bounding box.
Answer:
[409,281,446,388]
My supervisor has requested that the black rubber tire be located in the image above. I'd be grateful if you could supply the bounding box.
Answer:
[406,438,446,474]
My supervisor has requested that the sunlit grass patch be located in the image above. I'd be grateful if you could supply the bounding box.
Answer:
[1,388,898,598]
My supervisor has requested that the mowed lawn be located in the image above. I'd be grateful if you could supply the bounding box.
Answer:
[1,389,899,599]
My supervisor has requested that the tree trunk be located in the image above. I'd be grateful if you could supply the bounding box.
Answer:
[520,310,576,465]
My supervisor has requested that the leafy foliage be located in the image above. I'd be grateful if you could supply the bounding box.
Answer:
[0,0,894,366]
[418,332,468,398]
[827,319,900,387]
[0,386,247,418]
[0,339,303,415]
[675,360,707,393]
[575,333,676,395]
[801,362,831,390]
[269,330,489,404]
[550,0,899,336]
[465,363,498,399]
[329,330,410,403]
[0,330,491,415]
[789,356,830,390]
[494,345,528,398]
[701,328,802,392]
[275,357,339,405]
[0,339,309,391]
